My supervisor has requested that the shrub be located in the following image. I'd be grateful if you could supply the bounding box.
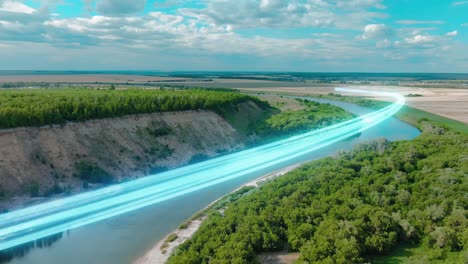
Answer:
[74,161,113,184]
[166,233,178,243]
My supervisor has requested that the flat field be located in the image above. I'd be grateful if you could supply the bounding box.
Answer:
[1,74,466,124]
[237,85,468,124]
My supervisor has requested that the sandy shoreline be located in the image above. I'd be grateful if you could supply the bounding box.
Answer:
[133,217,206,264]
[133,164,300,264]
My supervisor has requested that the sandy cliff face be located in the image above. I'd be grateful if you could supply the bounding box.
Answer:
[0,110,246,198]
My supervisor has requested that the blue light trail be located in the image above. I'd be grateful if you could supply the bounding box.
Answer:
[0,88,404,251]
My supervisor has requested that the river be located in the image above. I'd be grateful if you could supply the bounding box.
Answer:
[3,98,420,264]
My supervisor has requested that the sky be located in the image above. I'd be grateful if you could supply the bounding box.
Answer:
[0,0,467,72]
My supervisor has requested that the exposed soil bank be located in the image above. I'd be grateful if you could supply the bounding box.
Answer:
[0,101,268,210]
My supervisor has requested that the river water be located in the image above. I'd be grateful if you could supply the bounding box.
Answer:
[4,99,420,264]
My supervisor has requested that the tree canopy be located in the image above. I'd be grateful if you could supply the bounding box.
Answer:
[0,88,269,129]
[257,99,355,136]
[168,123,468,263]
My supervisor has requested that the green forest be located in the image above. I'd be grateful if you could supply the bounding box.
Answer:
[256,99,355,137]
[0,88,269,129]
[168,122,468,263]
[0,89,356,140]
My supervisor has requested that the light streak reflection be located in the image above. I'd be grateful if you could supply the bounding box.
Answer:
[0,88,404,251]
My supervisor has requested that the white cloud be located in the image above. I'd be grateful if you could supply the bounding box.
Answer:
[376,38,391,48]
[154,0,200,8]
[312,33,340,37]
[96,0,146,16]
[180,0,387,30]
[180,0,335,29]
[0,0,466,72]
[0,1,36,14]
[259,0,283,9]
[396,20,444,25]
[452,1,468,6]
[405,35,434,44]
[446,30,458,36]
[335,0,386,9]
[0,7,374,66]
[361,24,392,39]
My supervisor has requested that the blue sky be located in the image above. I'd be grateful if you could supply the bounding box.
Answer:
[0,0,467,72]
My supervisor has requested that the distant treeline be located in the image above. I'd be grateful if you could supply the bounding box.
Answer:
[1,82,60,88]
[0,88,268,129]
[168,124,467,263]
[160,86,239,93]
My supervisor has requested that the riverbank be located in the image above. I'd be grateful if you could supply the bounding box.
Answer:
[133,164,301,264]
[163,123,466,263]
[2,94,420,264]
[240,86,468,124]
[131,91,427,264]
[133,217,206,264]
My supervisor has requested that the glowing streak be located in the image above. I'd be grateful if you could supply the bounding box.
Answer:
[0,88,404,251]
